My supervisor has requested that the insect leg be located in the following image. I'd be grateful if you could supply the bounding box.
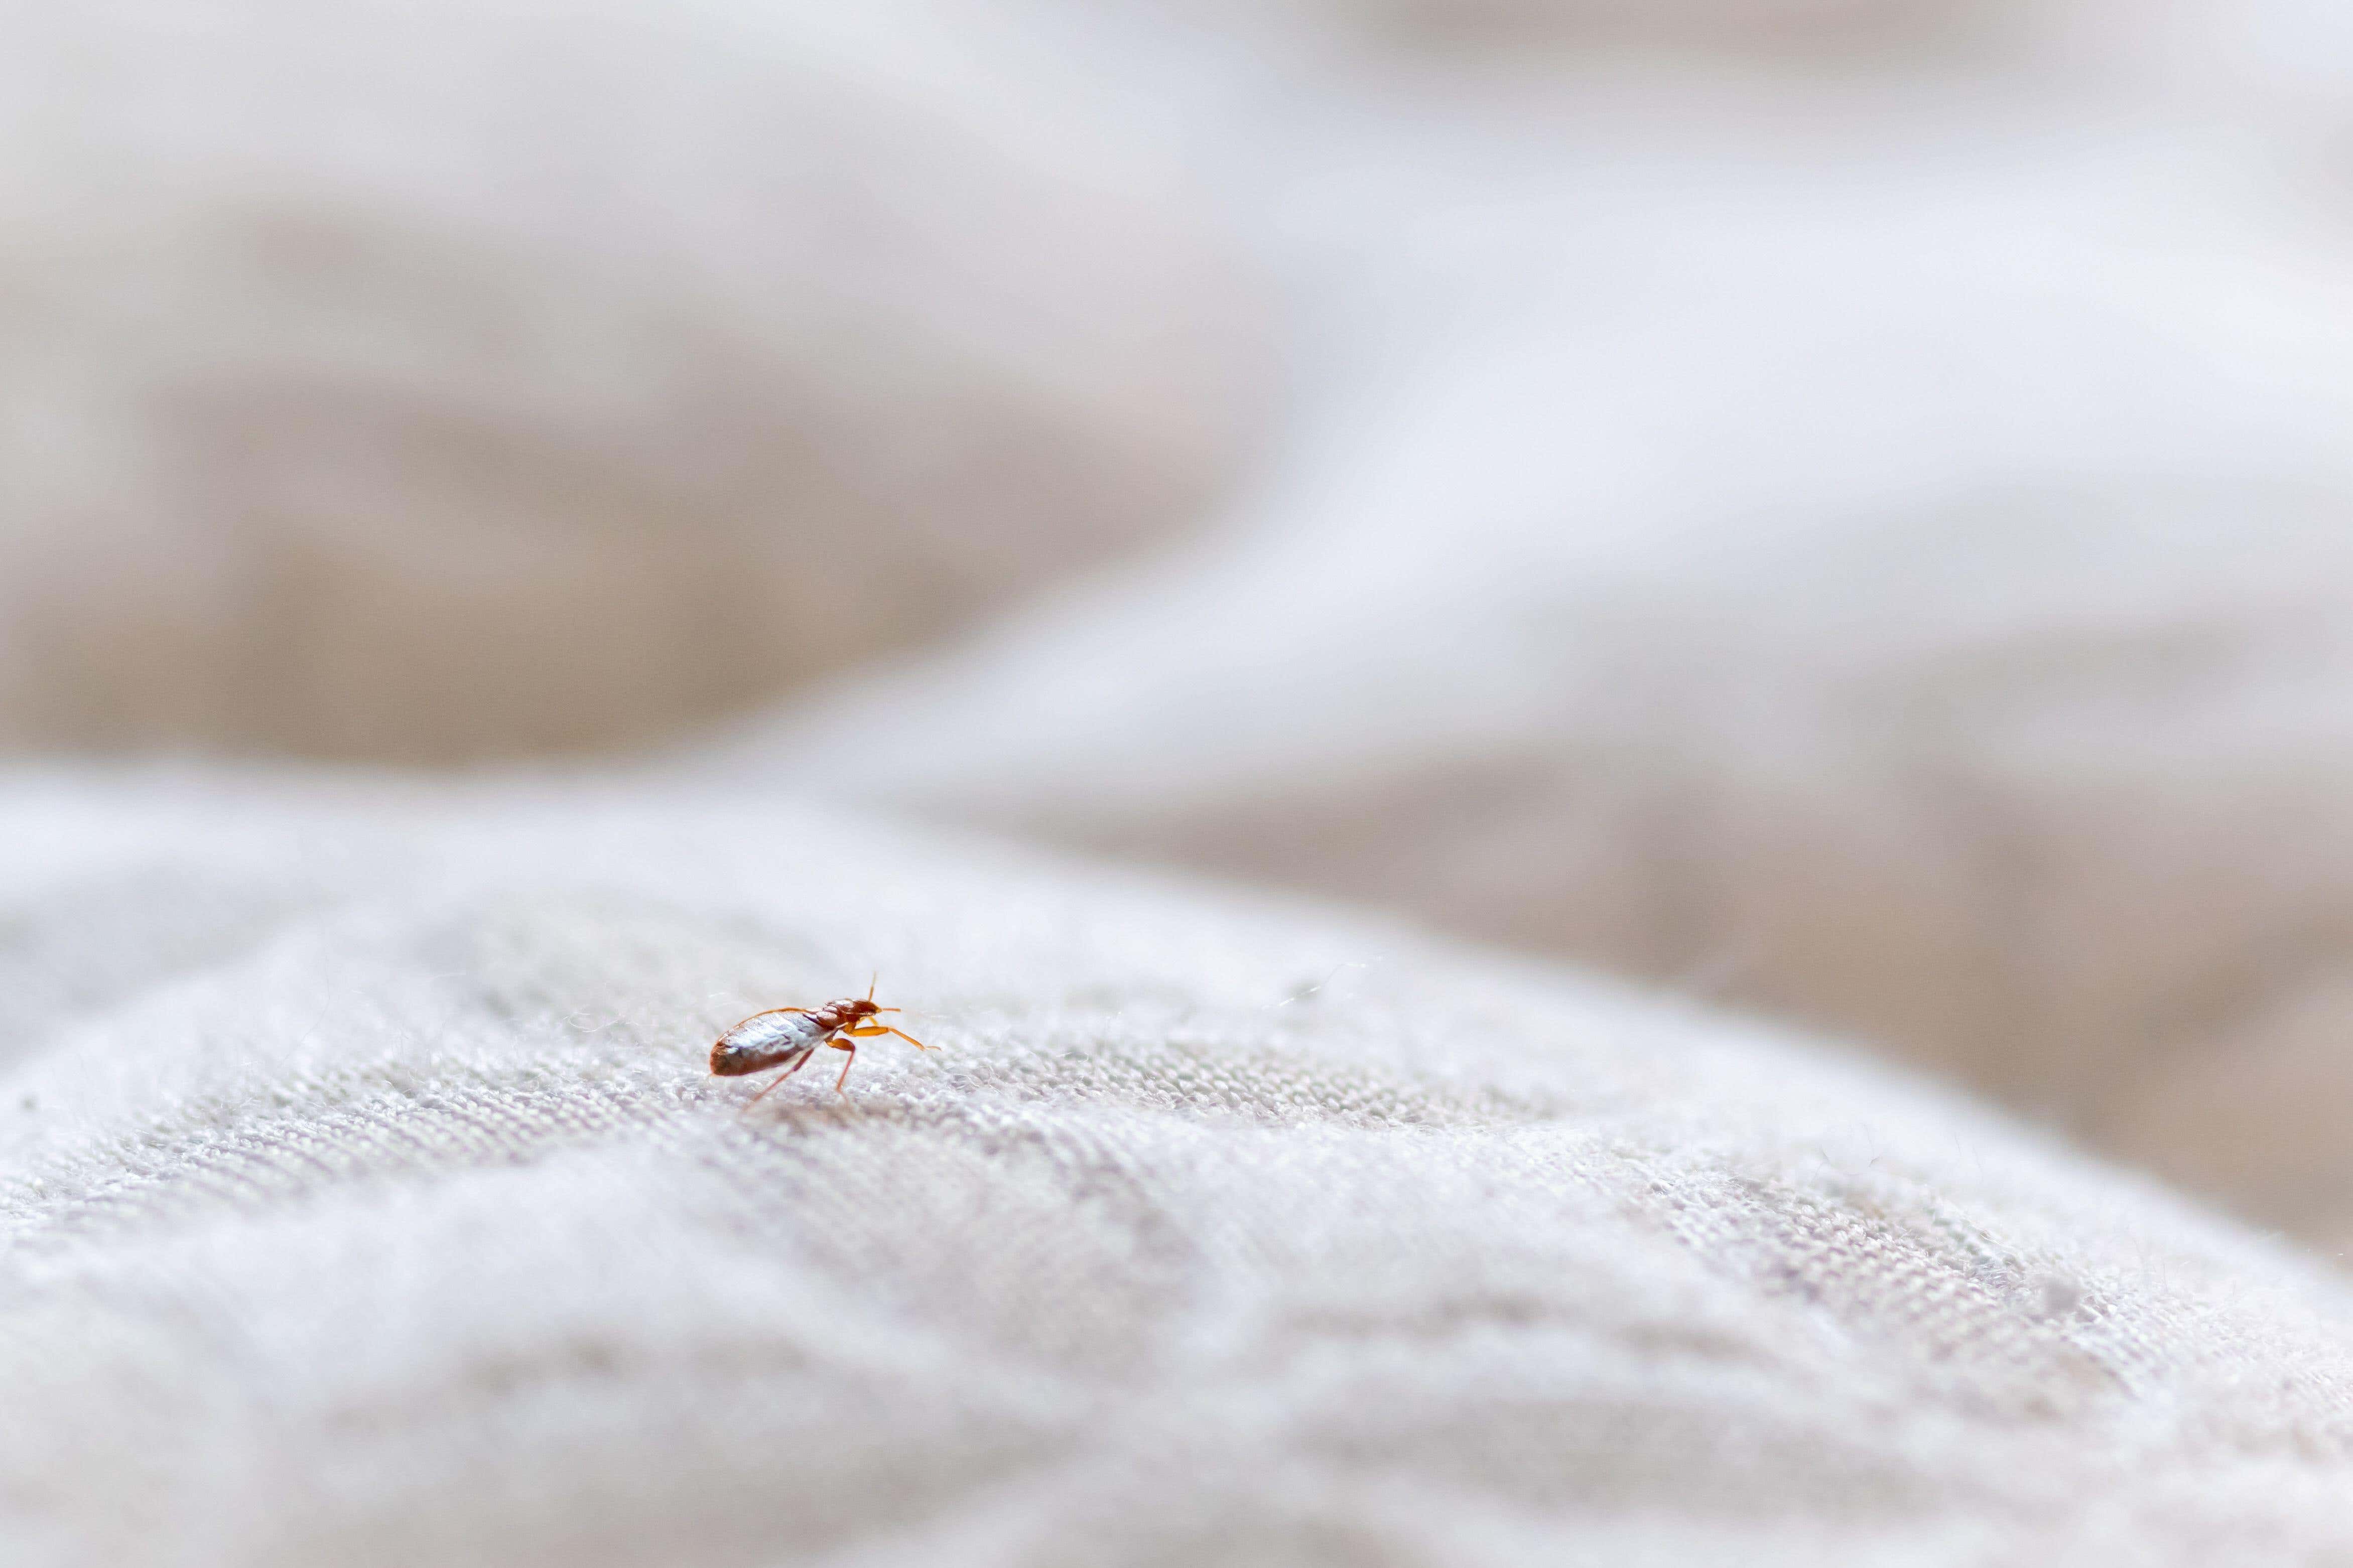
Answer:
[833,1041,858,1094]
[744,1046,816,1106]
[842,1023,928,1049]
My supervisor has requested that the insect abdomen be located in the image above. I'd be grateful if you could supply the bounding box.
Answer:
[712,1011,827,1075]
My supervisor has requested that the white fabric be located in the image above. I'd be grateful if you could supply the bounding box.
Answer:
[13,1,2353,1563]
[11,772,2353,1567]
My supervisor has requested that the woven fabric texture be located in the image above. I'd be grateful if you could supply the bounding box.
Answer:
[13,4,2353,1563]
[10,774,2353,1566]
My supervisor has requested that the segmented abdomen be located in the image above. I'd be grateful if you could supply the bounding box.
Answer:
[713,1009,830,1073]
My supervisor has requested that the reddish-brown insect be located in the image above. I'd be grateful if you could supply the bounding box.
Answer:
[710,977,931,1102]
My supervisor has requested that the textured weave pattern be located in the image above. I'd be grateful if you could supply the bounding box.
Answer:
[11,774,2353,1566]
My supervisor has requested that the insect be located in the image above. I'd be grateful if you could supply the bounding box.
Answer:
[710,978,931,1102]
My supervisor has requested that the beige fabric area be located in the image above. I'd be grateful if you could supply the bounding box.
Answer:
[0,0,1257,761]
[11,774,2353,1567]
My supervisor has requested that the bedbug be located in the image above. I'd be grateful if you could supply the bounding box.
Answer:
[710,977,931,1102]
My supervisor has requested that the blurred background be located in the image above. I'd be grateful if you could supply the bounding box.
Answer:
[12,0,2353,1243]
